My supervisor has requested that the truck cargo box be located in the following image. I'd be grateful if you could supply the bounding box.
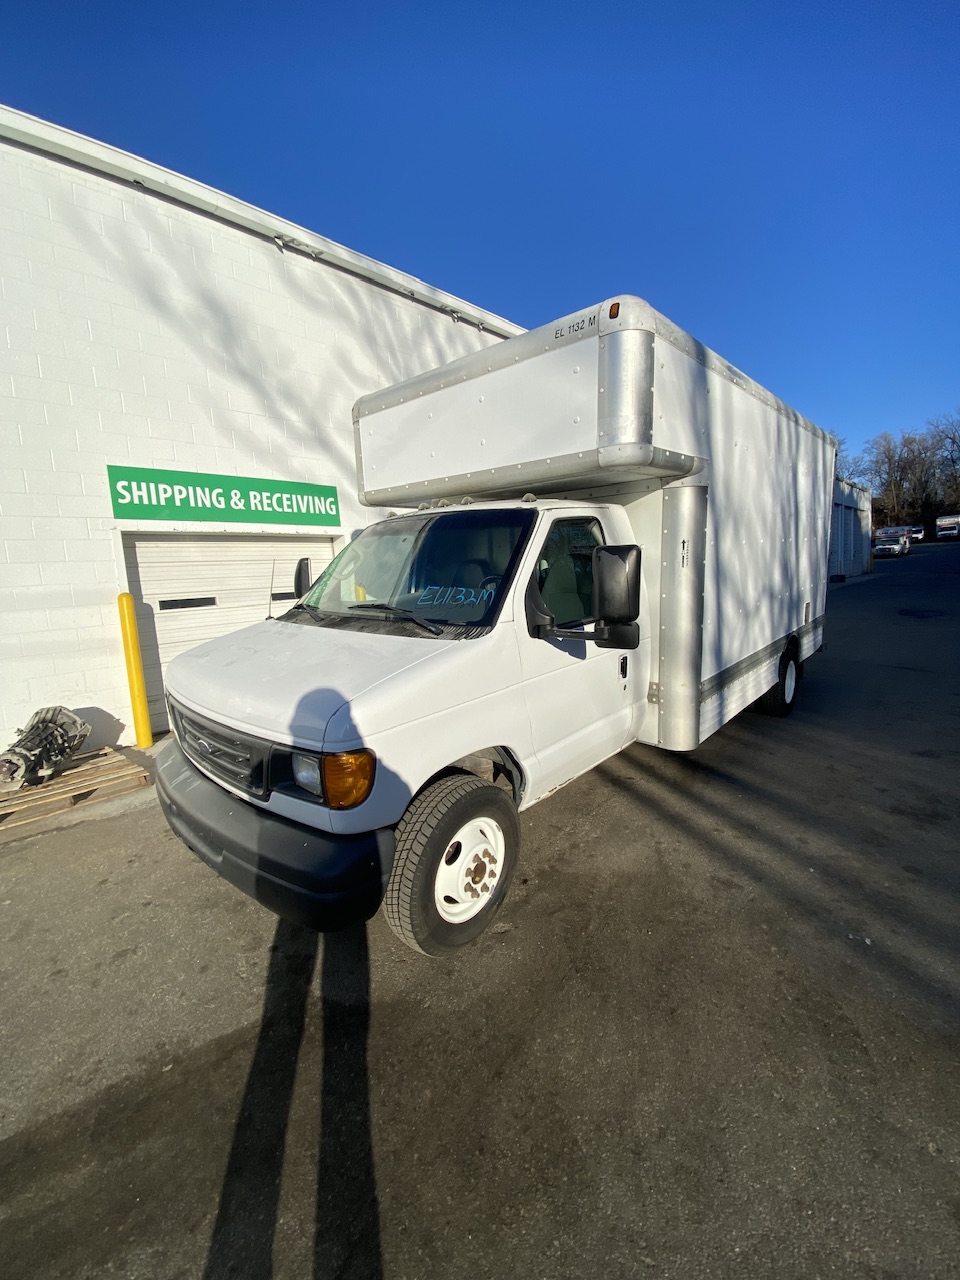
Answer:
[354,296,837,750]
[353,295,831,507]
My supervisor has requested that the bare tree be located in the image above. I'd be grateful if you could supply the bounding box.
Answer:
[835,437,857,483]
[856,416,960,527]
[901,432,940,523]
[929,410,960,512]
[860,432,909,525]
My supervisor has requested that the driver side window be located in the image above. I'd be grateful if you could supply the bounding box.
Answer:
[535,518,605,627]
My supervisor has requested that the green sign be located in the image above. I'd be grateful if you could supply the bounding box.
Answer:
[107,465,339,526]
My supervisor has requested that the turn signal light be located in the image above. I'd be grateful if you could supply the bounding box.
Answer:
[321,750,376,809]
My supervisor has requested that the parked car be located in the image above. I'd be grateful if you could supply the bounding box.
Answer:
[874,532,910,558]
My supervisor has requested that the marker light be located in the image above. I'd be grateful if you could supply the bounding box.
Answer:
[322,750,376,809]
[608,302,620,319]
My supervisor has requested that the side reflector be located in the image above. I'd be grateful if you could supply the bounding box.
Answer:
[609,302,620,319]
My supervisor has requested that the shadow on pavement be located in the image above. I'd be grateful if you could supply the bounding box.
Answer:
[203,919,382,1280]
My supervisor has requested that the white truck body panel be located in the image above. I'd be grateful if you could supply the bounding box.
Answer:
[358,341,603,498]
[656,339,833,738]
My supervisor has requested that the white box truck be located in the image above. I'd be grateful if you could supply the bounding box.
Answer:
[157,296,837,955]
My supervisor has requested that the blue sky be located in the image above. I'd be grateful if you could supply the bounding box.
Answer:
[2,0,958,456]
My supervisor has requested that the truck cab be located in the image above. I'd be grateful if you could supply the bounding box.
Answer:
[158,497,645,955]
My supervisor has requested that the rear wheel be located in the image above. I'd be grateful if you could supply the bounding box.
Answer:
[384,774,519,956]
[757,647,800,717]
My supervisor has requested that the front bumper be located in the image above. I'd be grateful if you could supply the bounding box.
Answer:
[156,739,394,931]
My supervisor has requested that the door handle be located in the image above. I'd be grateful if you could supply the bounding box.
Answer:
[620,656,628,679]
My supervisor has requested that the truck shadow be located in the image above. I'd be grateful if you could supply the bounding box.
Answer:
[203,920,382,1280]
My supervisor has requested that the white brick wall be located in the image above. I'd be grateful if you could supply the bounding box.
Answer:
[0,109,520,749]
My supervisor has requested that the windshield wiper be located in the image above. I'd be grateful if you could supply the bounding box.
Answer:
[348,602,444,635]
[282,602,327,623]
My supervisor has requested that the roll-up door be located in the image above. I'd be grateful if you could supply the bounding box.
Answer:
[123,533,337,728]
[829,502,842,576]
[844,506,857,575]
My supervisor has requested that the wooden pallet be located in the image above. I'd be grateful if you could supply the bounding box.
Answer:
[0,747,153,834]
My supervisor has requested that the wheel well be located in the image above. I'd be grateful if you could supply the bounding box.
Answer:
[784,634,803,677]
[425,748,525,807]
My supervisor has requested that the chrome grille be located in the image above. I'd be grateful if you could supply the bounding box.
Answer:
[169,700,270,799]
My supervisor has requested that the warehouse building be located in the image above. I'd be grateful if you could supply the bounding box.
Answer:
[829,479,872,579]
[1,105,870,759]
[0,106,519,749]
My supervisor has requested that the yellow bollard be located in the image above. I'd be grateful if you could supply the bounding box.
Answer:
[117,593,154,749]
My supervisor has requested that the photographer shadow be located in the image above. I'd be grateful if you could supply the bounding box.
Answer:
[203,920,382,1280]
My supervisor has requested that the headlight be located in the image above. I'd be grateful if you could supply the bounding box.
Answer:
[292,752,323,796]
[290,748,376,808]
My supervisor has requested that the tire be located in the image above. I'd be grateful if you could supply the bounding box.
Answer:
[384,774,520,956]
[757,647,800,717]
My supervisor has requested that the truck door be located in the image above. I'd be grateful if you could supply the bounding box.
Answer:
[518,515,635,799]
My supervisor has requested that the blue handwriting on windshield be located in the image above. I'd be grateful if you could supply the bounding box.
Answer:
[417,585,494,608]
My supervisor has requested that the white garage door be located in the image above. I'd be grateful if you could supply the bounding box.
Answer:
[123,532,337,728]
[829,502,842,577]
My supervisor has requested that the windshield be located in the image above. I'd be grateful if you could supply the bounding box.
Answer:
[291,508,536,634]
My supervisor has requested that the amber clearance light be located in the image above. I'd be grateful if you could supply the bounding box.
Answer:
[322,750,376,809]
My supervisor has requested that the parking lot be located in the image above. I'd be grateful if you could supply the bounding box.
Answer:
[2,543,959,1280]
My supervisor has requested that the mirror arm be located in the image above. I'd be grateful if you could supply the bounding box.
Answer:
[552,624,597,641]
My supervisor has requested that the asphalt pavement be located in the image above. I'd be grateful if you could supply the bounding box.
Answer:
[1,542,958,1280]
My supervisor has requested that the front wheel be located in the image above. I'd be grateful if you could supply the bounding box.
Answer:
[384,774,520,956]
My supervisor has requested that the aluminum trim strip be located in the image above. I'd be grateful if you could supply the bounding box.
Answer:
[657,485,709,751]
[599,296,837,451]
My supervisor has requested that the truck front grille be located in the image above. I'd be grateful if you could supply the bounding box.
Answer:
[169,700,270,799]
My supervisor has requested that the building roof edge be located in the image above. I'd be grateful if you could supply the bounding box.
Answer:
[0,103,522,339]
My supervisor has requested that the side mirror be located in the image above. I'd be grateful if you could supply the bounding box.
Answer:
[524,577,554,640]
[526,544,642,650]
[592,545,640,623]
[294,557,313,598]
[593,621,640,650]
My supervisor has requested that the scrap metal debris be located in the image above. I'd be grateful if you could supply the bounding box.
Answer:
[0,707,92,792]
